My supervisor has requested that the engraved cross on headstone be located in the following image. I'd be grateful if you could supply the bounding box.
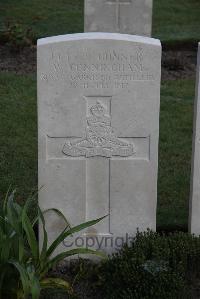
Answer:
[62,96,135,236]
[47,94,151,237]
[106,0,132,31]
[48,96,136,237]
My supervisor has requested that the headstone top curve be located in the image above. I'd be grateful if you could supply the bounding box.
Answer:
[37,32,161,47]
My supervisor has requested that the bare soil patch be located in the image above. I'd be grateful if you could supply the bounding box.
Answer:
[162,50,197,81]
[0,45,36,75]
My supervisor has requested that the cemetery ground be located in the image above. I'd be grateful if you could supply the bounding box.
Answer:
[0,43,199,299]
[0,0,200,298]
[0,0,199,43]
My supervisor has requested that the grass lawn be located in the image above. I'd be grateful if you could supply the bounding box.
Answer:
[158,79,194,230]
[0,72,195,229]
[153,0,200,42]
[0,0,199,42]
[0,73,37,200]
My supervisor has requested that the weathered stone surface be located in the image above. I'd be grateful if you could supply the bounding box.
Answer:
[38,33,161,255]
[84,0,153,37]
[189,43,200,235]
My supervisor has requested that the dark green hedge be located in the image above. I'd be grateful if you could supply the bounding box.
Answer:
[92,231,200,299]
[42,231,200,298]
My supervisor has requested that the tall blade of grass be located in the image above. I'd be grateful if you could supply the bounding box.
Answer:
[24,192,37,212]
[22,188,40,228]
[2,186,13,215]
[46,215,107,257]
[6,192,18,228]
[13,202,23,217]
[6,193,23,235]
[22,210,39,262]
[38,207,48,268]
[19,237,25,262]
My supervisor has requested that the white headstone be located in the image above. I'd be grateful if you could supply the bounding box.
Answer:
[189,43,200,235]
[38,33,161,255]
[84,0,153,37]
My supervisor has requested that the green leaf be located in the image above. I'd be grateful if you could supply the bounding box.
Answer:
[47,215,107,257]
[22,189,39,226]
[19,238,25,262]
[6,192,20,231]
[22,210,39,261]
[38,207,48,266]
[26,264,41,299]
[23,191,37,213]
[1,239,12,263]
[32,215,39,228]
[0,269,6,298]
[0,216,7,232]
[44,208,71,229]
[30,275,40,299]
[40,277,72,294]
[9,261,30,297]
[45,248,106,273]
[2,186,12,215]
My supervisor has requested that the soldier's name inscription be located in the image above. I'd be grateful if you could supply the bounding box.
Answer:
[40,47,156,88]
